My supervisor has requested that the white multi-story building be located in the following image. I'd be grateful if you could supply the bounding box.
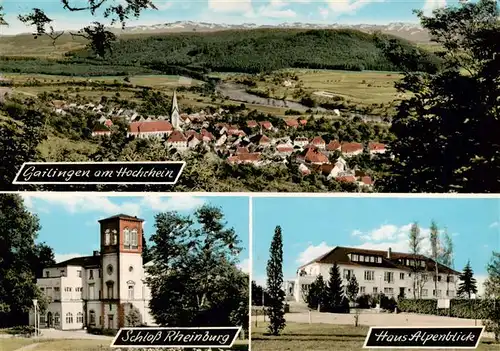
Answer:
[285,246,460,303]
[29,214,157,330]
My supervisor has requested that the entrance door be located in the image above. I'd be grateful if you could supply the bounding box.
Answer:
[47,312,53,328]
[399,287,405,298]
[107,315,114,329]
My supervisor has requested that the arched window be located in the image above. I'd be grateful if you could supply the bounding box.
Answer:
[89,310,96,325]
[76,312,83,323]
[105,229,110,245]
[124,228,130,247]
[66,312,73,324]
[54,312,60,325]
[131,229,138,247]
[112,230,118,245]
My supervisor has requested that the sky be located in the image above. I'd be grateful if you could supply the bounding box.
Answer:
[21,194,250,273]
[0,0,463,35]
[252,196,500,295]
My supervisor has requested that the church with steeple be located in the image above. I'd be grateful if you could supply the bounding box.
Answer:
[171,90,181,130]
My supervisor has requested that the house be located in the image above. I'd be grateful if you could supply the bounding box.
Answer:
[285,119,299,129]
[310,136,326,150]
[297,147,329,165]
[91,124,112,137]
[298,163,311,175]
[167,130,188,151]
[341,142,363,157]
[28,214,157,330]
[247,120,258,129]
[293,137,309,148]
[187,134,201,148]
[200,129,215,143]
[227,153,262,166]
[276,143,294,155]
[128,121,173,139]
[335,175,357,183]
[326,140,341,153]
[250,134,271,147]
[236,147,250,155]
[314,157,348,179]
[368,142,386,155]
[359,175,374,187]
[285,246,460,303]
[259,121,273,131]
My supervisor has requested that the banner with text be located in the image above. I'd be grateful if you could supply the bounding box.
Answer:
[110,327,241,349]
[363,326,484,349]
[12,162,185,185]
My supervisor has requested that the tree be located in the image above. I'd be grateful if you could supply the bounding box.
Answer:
[408,222,424,298]
[377,0,500,193]
[439,229,455,294]
[457,261,478,299]
[251,281,270,307]
[325,263,345,313]
[430,221,440,299]
[125,306,142,327]
[306,274,328,312]
[0,194,51,327]
[146,204,247,328]
[141,233,152,264]
[483,251,500,342]
[266,226,286,336]
[346,275,360,304]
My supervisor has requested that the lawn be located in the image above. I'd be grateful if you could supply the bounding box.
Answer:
[251,323,499,351]
[0,337,38,351]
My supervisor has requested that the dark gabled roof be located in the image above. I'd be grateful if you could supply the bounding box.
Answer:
[299,246,459,275]
[51,255,100,268]
[98,214,144,222]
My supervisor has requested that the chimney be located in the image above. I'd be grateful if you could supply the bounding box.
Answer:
[93,250,100,256]
[387,247,392,259]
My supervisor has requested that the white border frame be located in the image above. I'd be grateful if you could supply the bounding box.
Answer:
[110,326,242,348]
[362,326,485,349]
[12,161,186,185]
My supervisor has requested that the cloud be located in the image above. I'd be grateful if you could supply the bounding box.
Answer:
[54,253,84,263]
[422,0,447,16]
[296,241,333,265]
[21,194,206,217]
[489,221,499,228]
[319,7,329,19]
[325,0,385,16]
[208,0,253,13]
[257,0,297,18]
[237,258,250,274]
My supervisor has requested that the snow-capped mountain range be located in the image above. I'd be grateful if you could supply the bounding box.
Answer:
[114,21,431,43]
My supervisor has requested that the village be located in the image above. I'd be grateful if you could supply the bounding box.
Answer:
[51,91,386,190]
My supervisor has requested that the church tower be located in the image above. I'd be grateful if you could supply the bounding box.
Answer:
[171,90,181,130]
[98,214,144,329]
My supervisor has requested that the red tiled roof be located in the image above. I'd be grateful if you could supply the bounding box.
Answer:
[259,121,273,129]
[200,129,214,141]
[247,120,258,128]
[185,130,199,138]
[93,124,110,132]
[104,119,113,127]
[336,175,356,183]
[361,176,374,185]
[301,147,329,164]
[251,134,270,145]
[129,120,173,133]
[236,147,250,154]
[276,144,294,153]
[167,130,187,142]
[298,119,307,125]
[311,136,326,146]
[285,119,299,127]
[326,140,341,151]
[369,142,386,151]
[341,142,363,153]
[228,153,261,164]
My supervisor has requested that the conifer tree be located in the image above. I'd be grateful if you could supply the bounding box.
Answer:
[457,260,478,299]
[326,263,345,312]
[266,226,286,335]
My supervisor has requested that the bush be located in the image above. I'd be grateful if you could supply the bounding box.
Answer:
[398,298,500,320]
[87,327,117,336]
[356,294,371,309]
[380,294,397,311]
[8,326,35,336]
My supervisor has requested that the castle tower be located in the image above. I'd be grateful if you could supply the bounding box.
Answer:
[98,214,144,329]
[171,90,181,130]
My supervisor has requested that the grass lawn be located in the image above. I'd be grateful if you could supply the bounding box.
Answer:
[251,323,499,351]
[0,337,38,351]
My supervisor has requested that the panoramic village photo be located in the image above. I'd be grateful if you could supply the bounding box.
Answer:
[0,193,250,351]
[251,196,500,350]
[0,0,499,192]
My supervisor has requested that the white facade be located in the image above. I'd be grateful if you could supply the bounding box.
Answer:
[30,215,157,330]
[286,247,459,304]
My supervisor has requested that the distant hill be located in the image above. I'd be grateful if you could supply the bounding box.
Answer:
[71,28,440,75]
[112,21,433,44]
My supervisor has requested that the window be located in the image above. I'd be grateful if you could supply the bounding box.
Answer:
[384,272,394,283]
[420,260,426,267]
[65,287,72,292]
[54,313,60,325]
[89,310,96,325]
[370,256,374,263]
[384,287,394,295]
[422,289,428,297]
[360,286,366,294]
[66,313,73,324]
[76,287,82,292]
[77,270,82,278]
[45,271,50,278]
[449,290,455,297]
[108,315,114,329]
[40,314,46,324]
[377,257,382,263]
[422,274,428,281]
[89,284,95,300]
[360,256,365,262]
[343,269,354,279]
[447,276,454,283]
[112,230,118,245]
[54,287,60,292]
[352,254,359,261]
[364,270,375,281]
[400,273,405,280]
[301,284,310,293]
[89,270,94,280]
[131,229,138,247]
[105,229,110,245]
[124,228,130,247]
[107,265,113,275]
[40,287,45,292]
[107,282,114,299]
[373,287,378,294]
[128,285,134,299]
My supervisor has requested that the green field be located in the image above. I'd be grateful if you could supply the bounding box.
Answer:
[251,323,499,351]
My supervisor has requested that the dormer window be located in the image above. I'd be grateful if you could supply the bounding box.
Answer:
[377,257,382,263]
[352,254,359,261]
[105,229,110,245]
[370,256,374,263]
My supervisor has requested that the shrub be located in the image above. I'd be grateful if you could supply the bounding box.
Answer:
[356,294,371,309]
[398,298,500,320]
[380,295,397,311]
